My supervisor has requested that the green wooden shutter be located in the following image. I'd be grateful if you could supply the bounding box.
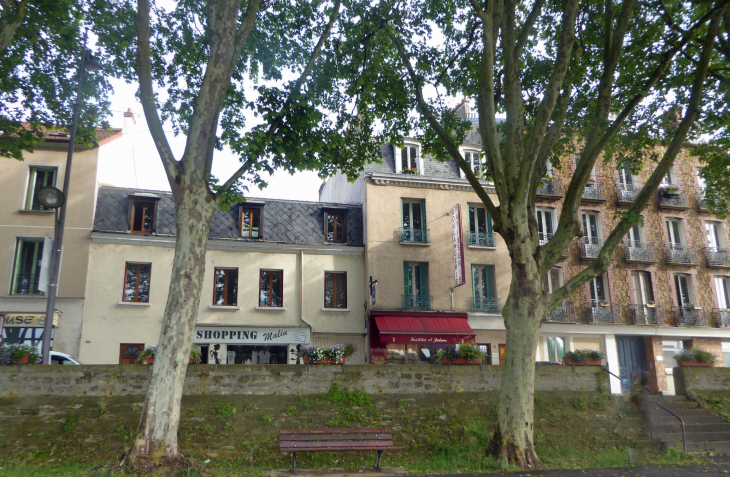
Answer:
[472,266,478,297]
[403,262,410,297]
[419,263,428,297]
[484,266,494,298]
[421,199,426,227]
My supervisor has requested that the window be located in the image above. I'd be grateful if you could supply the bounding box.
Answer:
[400,145,419,173]
[401,199,427,242]
[11,238,44,295]
[715,277,730,309]
[123,262,151,303]
[325,212,345,243]
[546,337,566,362]
[403,262,429,309]
[536,209,555,245]
[662,166,677,185]
[241,208,261,239]
[472,265,497,311]
[259,270,283,307]
[663,340,684,374]
[324,272,347,308]
[632,271,654,305]
[213,268,238,306]
[581,212,601,242]
[723,342,730,367]
[130,200,156,234]
[588,274,608,305]
[666,219,685,248]
[707,222,725,251]
[627,223,644,247]
[542,268,562,293]
[460,149,487,179]
[674,273,694,307]
[697,170,707,192]
[618,165,635,188]
[119,344,144,365]
[468,205,493,246]
[25,166,57,210]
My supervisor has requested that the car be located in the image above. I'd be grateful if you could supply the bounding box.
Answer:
[49,351,82,365]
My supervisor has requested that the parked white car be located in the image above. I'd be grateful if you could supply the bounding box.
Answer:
[49,351,81,365]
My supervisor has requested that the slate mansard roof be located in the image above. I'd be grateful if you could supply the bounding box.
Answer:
[93,186,363,247]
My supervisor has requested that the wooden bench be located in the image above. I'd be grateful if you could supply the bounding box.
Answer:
[279,428,397,472]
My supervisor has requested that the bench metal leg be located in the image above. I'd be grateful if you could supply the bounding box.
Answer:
[291,452,297,473]
[376,450,383,471]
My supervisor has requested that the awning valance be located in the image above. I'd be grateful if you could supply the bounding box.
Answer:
[374,315,474,344]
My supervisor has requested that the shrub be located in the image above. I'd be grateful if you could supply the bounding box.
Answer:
[457,341,486,363]
[0,344,41,365]
[211,401,237,419]
[434,346,458,363]
[675,347,716,365]
[190,346,202,364]
[564,349,605,363]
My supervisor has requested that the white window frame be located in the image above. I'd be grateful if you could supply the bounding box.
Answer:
[543,267,563,294]
[581,211,602,241]
[716,277,730,310]
[626,223,645,246]
[618,164,636,187]
[21,163,63,211]
[661,166,678,186]
[706,222,726,250]
[674,273,695,307]
[632,271,654,306]
[394,142,424,175]
[459,147,484,179]
[697,169,707,192]
[536,208,557,246]
[666,219,686,248]
[588,273,609,304]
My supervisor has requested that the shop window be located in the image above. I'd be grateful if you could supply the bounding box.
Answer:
[129,200,157,234]
[241,208,261,239]
[259,269,283,307]
[119,343,144,365]
[324,272,347,308]
[468,205,493,246]
[546,337,566,362]
[213,268,238,306]
[25,166,57,210]
[123,262,151,303]
[325,212,345,243]
[11,238,44,295]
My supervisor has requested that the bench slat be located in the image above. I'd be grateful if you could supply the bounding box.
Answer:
[280,441,393,450]
[280,434,391,442]
[280,428,390,435]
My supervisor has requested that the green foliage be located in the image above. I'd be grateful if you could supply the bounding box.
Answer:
[61,413,78,432]
[96,402,108,417]
[487,402,499,420]
[675,347,717,365]
[211,401,237,419]
[323,382,371,408]
[564,349,606,363]
[398,399,410,409]
[571,394,589,411]
[258,413,274,425]
[113,424,136,446]
[190,346,202,364]
[298,395,313,411]
[0,343,41,365]
[457,341,486,363]
[284,406,298,416]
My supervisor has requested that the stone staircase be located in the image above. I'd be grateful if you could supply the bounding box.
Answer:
[641,395,730,454]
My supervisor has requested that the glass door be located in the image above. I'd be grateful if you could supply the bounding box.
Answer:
[536,209,554,245]
[707,223,722,252]
[402,200,424,242]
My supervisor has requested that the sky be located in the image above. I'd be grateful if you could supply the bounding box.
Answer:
[97,78,324,202]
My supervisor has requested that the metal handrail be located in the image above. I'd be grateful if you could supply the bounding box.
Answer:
[653,401,687,454]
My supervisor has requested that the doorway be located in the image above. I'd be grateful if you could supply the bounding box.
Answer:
[616,336,647,393]
[119,343,144,364]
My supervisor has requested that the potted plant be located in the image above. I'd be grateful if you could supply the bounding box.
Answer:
[322,344,347,364]
[138,345,157,364]
[684,302,696,310]
[297,345,326,364]
[675,347,716,367]
[190,346,202,364]
[647,300,656,308]
[456,341,485,364]
[435,345,459,364]
[663,185,681,195]
[563,349,605,366]
[1,344,41,365]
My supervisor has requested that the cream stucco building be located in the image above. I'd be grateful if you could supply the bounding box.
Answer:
[79,187,366,365]
[0,127,122,358]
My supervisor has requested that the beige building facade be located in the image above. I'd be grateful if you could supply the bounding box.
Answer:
[79,187,367,365]
[0,128,122,357]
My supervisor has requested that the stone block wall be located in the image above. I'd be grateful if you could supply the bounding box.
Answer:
[0,364,606,398]
[673,366,730,396]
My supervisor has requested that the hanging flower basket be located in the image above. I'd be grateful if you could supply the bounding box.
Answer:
[676,359,711,367]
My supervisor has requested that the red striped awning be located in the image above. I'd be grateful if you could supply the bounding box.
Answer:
[374,315,475,344]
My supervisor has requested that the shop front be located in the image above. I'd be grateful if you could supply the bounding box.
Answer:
[369,311,475,364]
[1,310,60,351]
[194,325,310,365]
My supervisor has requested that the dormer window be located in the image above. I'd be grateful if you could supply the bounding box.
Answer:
[241,208,261,239]
[128,194,159,234]
[459,147,487,180]
[325,211,346,243]
[394,143,422,175]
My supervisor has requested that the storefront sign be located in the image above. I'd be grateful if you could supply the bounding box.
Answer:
[194,326,310,345]
[3,311,60,328]
[450,204,465,287]
[379,333,473,344]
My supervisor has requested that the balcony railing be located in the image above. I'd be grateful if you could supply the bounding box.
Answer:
[545,301,576,323]
[657,188,689,209]
[630,304,663,326]
[579,237,604,260]
[11,273,44,295]
[586,302,621,324]
[403,295,432,311]
[472,297,501,312]
[399,227,430,244]
[616,182,641,204]
[538,232,553,247]
[673,307,707,327]
[697,191,708,211]
[582,181,606,202]
[665,244,697,266]
[706,247,730,268]
[623,241,658,263]
[715,309,730,328]
[468,231,495,247]
[536,178,563,199]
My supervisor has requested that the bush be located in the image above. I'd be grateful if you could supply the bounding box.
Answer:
[190,346,202,364]
[457,341,486,363]
[0,344,41,365]
[564,349,605,363]
[675,347,716,365]
[435,346,458,363]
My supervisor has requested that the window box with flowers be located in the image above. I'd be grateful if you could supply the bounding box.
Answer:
[435,341,485,365]
[0,344,41,365]
[563,349,605,366]
[402,167,419,175]
[298,343,357,364]
[675,347,715,367]
[660,185,681,196]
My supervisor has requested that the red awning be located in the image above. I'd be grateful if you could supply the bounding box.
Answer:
[374,315,475,344]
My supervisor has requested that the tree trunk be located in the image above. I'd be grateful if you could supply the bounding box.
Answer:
[490,246,544,468]
[126,178,216,462]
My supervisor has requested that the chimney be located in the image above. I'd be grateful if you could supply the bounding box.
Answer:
[123,108,136,133]
[454,98,470,119]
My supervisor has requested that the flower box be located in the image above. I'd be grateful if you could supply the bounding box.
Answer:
[14,353,29,365]
[146,357,155,365]
[563,357,601,366]
[676,359,711,367]
[303,357,346,365]
[442,357,482,365]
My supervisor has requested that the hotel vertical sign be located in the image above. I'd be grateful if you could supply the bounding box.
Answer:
[451,204,466,287]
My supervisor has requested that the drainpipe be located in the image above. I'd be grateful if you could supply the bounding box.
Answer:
[450,286,455,312]
[299,250,315,332]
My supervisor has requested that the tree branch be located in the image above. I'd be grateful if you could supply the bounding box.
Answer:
[547,7,721,310]
[0,0,26,56]
[515,0,546,57]
[136,0,179,185]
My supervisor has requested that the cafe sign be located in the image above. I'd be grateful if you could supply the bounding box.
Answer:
[3,311,60,328]
[194,326,310,345]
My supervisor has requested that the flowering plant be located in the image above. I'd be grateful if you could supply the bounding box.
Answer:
[323,344,346,362]
[190,346,202,364]
[137,345,157,363]
[297,345,326,363]
[564,349,605,363]
[435,345,459,363]
[342,342,357,358]
[0,344,41,365]
[402,167,418,174]
[675,347,716,365]
[457,340,486,363]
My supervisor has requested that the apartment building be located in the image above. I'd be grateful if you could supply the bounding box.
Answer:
[78,186,367,365]
[0,126,123,357]
[319,101,730,394]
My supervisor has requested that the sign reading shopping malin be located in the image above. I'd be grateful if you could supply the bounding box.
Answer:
[194,326,310,345]
[451,204,466,287]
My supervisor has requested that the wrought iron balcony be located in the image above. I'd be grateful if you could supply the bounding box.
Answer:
[706,247,730,268]
[579,237,604,260]
[538,232,553,247]
[624,241,658,263]
[616,182,641,204]
[586,302,621,324]
[697,191,708,211]
[544,300,576,323]
[536,178,563,199]
[472,297,501,312]
[11,273,44,295]
[582,181,606,202]
[665,244,697,266]
[399,227,430,244]
[657,188,689,209]
[673,306,707,327]
[630,304,663,326]
[715,309,730,328]
[468,231,495,247]
[403,295,432,311]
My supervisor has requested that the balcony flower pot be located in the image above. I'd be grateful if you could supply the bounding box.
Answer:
[14,353,30,365]
[563,357,601,366]
[676,359,711,367]
[146,357,155,365]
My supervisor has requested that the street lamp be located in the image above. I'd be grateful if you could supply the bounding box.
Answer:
[40,34,102,365]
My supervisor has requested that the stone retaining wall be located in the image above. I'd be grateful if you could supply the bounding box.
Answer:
[673,366,730,396]
[0,364,606,398]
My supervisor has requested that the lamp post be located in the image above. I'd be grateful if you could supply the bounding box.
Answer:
[40,35,102,365]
